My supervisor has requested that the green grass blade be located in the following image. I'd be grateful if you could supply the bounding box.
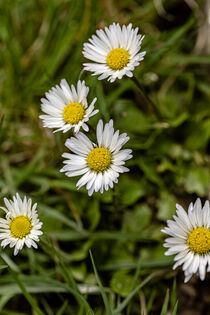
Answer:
[56,300,68,315]
[172,301,178,315]
[171,277,177,310]
[41,238,94,314]
[10,273,44,315]
[126,258,142,315]
[113,270,164,314]
[160,289,169,315]
[89,250,112,315]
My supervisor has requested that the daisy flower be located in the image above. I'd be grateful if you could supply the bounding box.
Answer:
[40,79,98,133]
[0,193,43,256]
[82,22,146,82]
[61,119,132,196]
[162,199,210,282]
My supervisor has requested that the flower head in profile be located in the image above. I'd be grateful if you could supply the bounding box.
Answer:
[61,119,132,196]
[40,79,98,133]
[162,199,210,282]
[82,23,146,82]
[0,194,43,255]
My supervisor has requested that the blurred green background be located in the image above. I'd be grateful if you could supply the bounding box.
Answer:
[0,0,210,314]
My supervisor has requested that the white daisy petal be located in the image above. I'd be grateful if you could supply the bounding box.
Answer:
[184,271,193,283]
[61,119,132,195]
[83,23,146,82]
[96,119,103,146]
[40,79,98,133]
[162,198,210,282]
[0,194,43,255]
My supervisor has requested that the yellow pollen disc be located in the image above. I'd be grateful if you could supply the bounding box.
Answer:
[107,48,130,70]
[187,227,210,255]
[63,102,85,124]
[87,147,111,172]
[9,215,32,239]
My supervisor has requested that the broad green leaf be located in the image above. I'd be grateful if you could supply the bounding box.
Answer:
[138,156,163,186]
[110,270,133,297]
[185,168,209,196]
[118,175,146,206]
[157,191,176,220]
[115,105,153,134]
[123,203,152,232]
[86,199,100,231]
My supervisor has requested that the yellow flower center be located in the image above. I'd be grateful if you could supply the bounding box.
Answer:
[87,147,111,172]
[106,48,130,70]
[187,227,210,255]
[63,102,85,125]
[10,215,32,239]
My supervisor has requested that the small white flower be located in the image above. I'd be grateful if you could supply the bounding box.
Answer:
[61,119,132,196]
[162,199,210,282]
[0,194,43,256]
[40,79,99,133]
[82,22,146,82]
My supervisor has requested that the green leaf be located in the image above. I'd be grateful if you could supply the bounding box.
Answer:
[118,175,146,206]
[56,300,68,315]
[171,277,177,311]
[167,112,189,127]
[40,203,82,232]
[15,147,46,187]
[113,271,165,314]
[100,257,173,272]
[115,105,153,134]
[172,301,178,315]
[185,168,209,196]
[138,156,163,186]
[86,199,100,231]
[143,17,195,71]
[185,119,210,150]
[110,270,133,297]
[89,251,112,315]
[123,204,152,232]
[69,240,93,261]
[96,81,110,121]
[157,191,176,220]
[160,289,169,315]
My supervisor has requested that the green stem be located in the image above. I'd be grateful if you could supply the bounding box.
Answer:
[40,238,93,314]
[12,272,44,315]
[131,76,161,119]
